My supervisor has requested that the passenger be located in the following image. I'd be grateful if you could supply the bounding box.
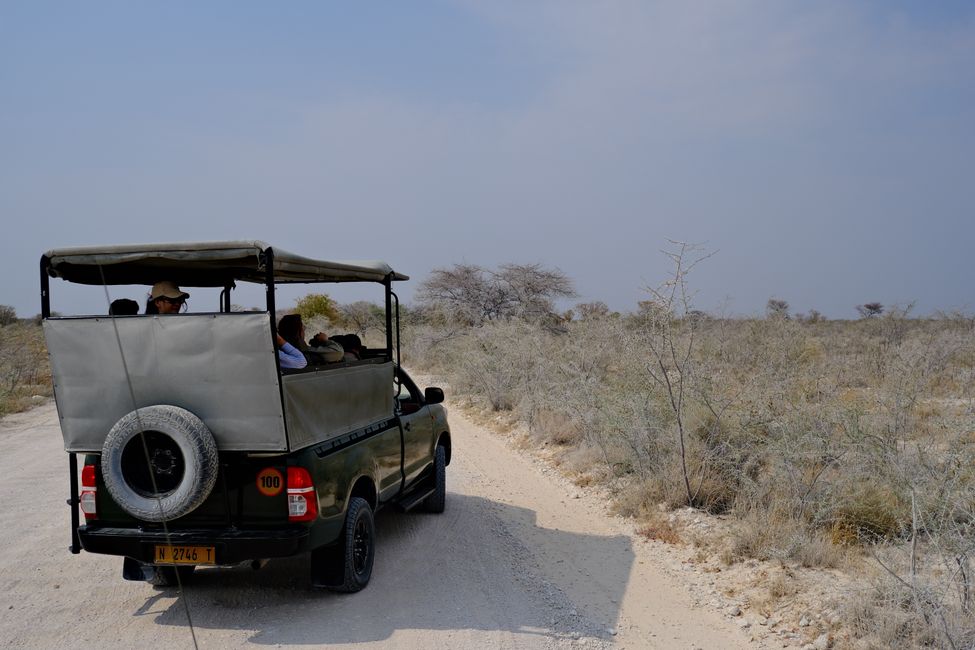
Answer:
[109,299,139,316]
[278,314,344,364]
[330,334,347,357]
[275,333,307,370]
[331,334,360,362]
[145,281,189,315]
[308,332,346,363]
[342,334,364,360]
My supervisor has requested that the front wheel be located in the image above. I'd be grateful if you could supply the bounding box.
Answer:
[422,445,447,513]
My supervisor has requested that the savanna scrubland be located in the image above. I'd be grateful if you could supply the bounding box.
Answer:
[2,250,972,648]
[0,313,52,418]
[399,249,975,649]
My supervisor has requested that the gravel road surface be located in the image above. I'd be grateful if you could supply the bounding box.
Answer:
[0,400,763,649]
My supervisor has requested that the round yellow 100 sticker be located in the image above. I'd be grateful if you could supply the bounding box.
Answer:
[256,467,284,497]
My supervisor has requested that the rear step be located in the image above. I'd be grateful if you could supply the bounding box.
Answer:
[395,486,436,512]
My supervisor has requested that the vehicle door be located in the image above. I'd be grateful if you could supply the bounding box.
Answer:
[395,369,434,485]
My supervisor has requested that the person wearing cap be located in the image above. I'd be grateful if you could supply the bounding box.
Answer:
[146,281,190,315]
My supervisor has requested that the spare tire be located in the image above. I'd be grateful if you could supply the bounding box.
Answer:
[101,405,219,522]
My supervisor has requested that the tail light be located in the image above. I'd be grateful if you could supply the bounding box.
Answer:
[287,467,318,522]
[80,464,97,520]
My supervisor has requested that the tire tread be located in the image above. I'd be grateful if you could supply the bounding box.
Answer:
[101,405,218,522]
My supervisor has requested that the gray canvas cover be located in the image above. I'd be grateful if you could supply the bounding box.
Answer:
[281,362,395,451]
[44,240,408,286]
[44,313,288,452]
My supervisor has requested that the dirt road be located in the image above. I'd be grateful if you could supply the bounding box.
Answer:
[0,400,764,649]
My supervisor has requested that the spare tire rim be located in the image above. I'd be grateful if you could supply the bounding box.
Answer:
[120,430,186,497]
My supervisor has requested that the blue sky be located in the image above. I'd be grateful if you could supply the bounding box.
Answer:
[2,1,973,318]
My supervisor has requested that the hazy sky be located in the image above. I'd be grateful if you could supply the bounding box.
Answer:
[2,1,973,318]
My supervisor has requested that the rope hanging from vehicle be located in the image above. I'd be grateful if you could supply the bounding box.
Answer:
[98,264,200,650]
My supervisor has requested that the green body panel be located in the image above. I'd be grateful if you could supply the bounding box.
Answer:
[84,376,451,561]
[91,453,290,530]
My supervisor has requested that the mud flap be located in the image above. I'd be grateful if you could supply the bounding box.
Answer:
[309,544,344,588]
[122,556,154,581]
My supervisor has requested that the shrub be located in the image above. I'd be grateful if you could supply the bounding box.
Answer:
[830,483,910,544]
[0,322,52,416]
[338,301,385,335]
[401,277,975,646]
[294,293,340,324]
[766,298,790,320]
[636,514,683,545]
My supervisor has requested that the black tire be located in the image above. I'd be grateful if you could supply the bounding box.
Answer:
[101,405,218,522]
[329,497,375,593]
[422,445,447,513]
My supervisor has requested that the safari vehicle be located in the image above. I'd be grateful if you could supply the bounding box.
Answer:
[40,241,451,591]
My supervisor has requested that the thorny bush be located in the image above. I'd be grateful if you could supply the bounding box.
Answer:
[406,306,975,648]
[0,321,51,416]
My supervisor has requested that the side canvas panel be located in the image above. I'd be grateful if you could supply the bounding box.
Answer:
[282,362,395,451]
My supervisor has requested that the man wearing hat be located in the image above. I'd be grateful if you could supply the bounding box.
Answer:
[146,281,190,314]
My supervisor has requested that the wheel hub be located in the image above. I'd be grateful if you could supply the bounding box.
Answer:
[150,448,178,475]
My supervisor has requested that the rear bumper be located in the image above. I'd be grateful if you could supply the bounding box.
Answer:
[78,525,310,564]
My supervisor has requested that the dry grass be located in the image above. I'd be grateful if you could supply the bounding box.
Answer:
[636,513,684,545]
[528,408,584,446]
[0,322,51,417]
[406,310,975,648]
[11,298,972,647]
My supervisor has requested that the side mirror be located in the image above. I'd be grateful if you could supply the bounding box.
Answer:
[424,387,445,404]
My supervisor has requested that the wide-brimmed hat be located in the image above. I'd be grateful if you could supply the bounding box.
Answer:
[150,281,190,301]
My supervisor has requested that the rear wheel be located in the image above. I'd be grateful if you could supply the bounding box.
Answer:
[328,496,375,592]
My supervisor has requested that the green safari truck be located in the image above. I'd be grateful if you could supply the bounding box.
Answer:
[40,241,451,591]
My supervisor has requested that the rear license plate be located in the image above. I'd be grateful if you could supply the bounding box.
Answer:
[154,545,215,565]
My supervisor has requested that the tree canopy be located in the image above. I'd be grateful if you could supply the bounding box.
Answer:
[294,293,340,324]
[416,263,575,325]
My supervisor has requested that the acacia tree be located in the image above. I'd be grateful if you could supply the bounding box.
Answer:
[498,263,576,321]
[640,241,719,508]
[796,309,825,323]
[857,302,885,319]
[339,301,386,335]
[766,298,790,320]
[0,305,15,327]
[416,262,575,325]
[574,301,611,321]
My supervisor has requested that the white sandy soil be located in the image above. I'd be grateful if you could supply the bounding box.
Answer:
[0,398,775,649]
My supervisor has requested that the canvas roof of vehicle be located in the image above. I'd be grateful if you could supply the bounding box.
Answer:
[43,240,408,286]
